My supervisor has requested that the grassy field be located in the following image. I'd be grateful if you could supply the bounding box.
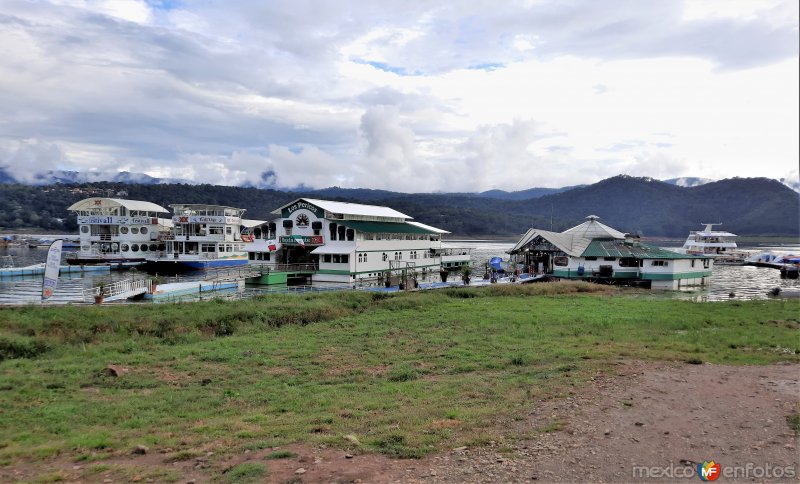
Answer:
[1,282,798,481]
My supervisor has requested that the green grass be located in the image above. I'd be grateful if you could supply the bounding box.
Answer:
[0,282,798,481]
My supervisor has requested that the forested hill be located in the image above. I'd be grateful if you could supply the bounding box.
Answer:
[0,175,797,237]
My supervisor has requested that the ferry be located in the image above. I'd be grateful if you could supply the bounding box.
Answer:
[149,204,253,272]
[66,198,172,265]
[677,223,750,264]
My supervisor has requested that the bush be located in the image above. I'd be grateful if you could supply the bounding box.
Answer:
[0,336,49,361]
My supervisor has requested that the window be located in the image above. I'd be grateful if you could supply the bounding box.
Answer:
[141,227,148,234]
[121,244,129,252]
[120,226,128,234]
[363,253,367,263]
[131,227,139,234]
[81,226,89,233]
[333,254,340,263]
[382,253,387,261]
[703,259,710,269]
[358,253,363,263]
[691,259,696,268]
[554,256,568,266]
[131,244,139,252]
[209,226,223,235]
[651,260,668,267]
[323,254,332,263]
[619,258,638,267]
[585,256,597,261]
[341,255,349,263]
[603,257,615,261]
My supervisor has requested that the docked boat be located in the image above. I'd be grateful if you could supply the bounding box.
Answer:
[745,251,800,269]
[677,223,750,264]
[66,198,172,265]
[148,204,252,272]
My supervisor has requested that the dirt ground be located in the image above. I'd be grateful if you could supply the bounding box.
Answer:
[5,361,799,483]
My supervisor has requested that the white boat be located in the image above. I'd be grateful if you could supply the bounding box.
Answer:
[148,204,253,272]
[678,223,750,264]
[66,198,172,265]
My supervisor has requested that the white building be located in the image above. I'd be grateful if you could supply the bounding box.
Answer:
[269,198,470,284]
[67,198,171,264]
[509,215,713,290]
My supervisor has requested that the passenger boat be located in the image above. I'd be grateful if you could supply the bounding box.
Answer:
[677,223,750,264]
[66,198,172,265]
[148,204,252,272]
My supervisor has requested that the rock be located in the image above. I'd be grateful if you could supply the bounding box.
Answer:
[104,365,127,377]
[131,477,142,482]
[295,468,307,475]
[132,444,148,455]
[345,453,354,459]
[604,429,611,436]
[453,446,468,452]
[634,422,644,427]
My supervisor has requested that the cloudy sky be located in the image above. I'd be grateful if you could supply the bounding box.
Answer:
[1,0,797,192]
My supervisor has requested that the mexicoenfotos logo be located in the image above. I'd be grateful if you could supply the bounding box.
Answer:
[697,461,721,481]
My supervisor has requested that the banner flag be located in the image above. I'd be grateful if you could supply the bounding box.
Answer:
[41,239,63,301]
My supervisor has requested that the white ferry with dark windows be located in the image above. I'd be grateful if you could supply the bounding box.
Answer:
[66,198,172,265]
[150,204,254,271]
[265,198,471,284]
[509,215,713,290]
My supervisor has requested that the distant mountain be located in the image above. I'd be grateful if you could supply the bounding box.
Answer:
[663,177,714,188]
[477,185,584,200]
[0,168,194,186]
[1,175,797,237]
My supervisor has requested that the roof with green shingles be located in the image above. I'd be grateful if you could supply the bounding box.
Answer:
[339,220,437,234]
[581,240,692,259]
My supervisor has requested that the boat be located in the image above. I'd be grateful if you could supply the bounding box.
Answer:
[745,251,800,269]
[66,198,172,265]
[676,223,750,264]
[147,204,251,272]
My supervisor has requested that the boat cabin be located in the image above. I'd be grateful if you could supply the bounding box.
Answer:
[67,198,171,263]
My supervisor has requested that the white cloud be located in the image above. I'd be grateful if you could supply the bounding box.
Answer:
[0,0,797,192]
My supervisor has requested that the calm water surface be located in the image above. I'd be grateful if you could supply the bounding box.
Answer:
[1,240,798,305]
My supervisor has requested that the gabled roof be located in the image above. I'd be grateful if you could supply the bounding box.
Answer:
[68,198,169,213]
[511,215,626,256]
[272,198,412,220]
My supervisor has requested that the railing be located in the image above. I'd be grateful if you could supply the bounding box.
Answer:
[249,263,318,273]
[83,278,152,302]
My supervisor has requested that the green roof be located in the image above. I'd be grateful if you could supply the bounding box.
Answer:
[581,240,693,259]
[339,220,435,234]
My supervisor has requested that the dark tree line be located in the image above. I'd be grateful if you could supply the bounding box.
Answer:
[0,176,797,237]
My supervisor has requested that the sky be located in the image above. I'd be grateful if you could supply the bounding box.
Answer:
[0,0,798,192]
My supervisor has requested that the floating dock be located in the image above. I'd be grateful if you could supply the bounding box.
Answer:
[0,264,112,279]
[144,280,244,302]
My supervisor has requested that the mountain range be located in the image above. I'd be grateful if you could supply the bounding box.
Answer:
[1,174,798,238]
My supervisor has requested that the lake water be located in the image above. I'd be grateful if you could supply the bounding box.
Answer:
[1,240,798,305]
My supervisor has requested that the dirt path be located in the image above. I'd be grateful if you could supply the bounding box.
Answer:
[5,361,798,483]
[265,361,799,483]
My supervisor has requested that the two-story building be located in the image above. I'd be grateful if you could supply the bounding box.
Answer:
[269,198,471,284]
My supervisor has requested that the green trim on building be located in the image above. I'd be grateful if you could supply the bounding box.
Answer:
[339,220,434,235]
[581,240,699,260]
[552,269,711,280]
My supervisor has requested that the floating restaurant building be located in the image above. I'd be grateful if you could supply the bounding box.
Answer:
[67,198,172,264]
[509,215,713,289]
[265,198,471,284]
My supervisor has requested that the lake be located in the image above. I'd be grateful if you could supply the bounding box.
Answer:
[1,240,798,305]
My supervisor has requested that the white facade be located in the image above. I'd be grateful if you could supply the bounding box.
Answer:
[68,198,171,263]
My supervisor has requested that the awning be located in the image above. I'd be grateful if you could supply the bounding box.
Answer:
[310,245,355,255]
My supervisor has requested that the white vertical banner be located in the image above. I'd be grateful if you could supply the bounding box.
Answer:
[41,239,63,301]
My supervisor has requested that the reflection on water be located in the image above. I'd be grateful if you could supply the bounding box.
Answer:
[2,241,799,305]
